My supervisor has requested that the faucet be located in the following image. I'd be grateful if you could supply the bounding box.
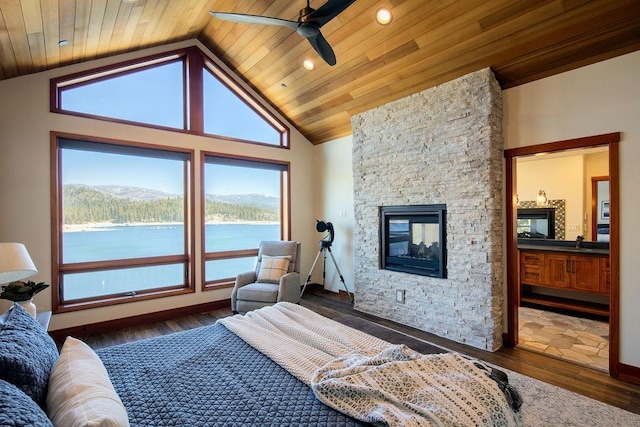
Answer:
[576,235,584,249]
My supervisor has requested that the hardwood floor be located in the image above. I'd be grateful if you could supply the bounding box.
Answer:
[82,288,640,415]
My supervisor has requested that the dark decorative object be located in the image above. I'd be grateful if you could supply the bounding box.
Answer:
[0,280,49,302]
[380,205,447,278]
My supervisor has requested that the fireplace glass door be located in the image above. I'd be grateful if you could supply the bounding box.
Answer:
[381,205,446,278]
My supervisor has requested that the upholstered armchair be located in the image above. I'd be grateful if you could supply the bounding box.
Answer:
[231,241,302,314]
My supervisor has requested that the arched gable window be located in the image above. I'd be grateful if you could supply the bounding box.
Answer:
[50,47,289,148]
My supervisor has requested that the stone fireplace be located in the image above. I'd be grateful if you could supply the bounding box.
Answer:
[351,68,504,351]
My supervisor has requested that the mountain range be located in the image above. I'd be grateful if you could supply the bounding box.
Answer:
[77,184,279,208]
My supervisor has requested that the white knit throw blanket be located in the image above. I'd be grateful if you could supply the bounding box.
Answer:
[220,303,520,427]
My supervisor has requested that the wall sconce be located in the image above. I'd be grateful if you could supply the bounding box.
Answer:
[536,190,548,207]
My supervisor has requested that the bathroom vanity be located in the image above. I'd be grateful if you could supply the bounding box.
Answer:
[518,241,610,317]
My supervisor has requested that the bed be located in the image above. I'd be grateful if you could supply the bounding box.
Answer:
[0,302,521,427]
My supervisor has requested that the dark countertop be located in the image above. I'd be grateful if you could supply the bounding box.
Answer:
[518,238,609,255]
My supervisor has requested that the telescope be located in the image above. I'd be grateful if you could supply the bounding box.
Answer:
[316,220,335,247]
[300,219,352,302]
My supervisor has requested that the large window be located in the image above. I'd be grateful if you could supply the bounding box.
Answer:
[202,154,289,289]
[52,135,194,311]
[50,47,289,148]
[59,60,184,129]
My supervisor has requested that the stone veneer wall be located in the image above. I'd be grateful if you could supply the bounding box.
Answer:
[351,68,504,351]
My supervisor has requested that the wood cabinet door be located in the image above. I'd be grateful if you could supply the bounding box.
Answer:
[520,251,545,285]
[545,254,572,288]
[572,255,601,292]
[599,257,611,294]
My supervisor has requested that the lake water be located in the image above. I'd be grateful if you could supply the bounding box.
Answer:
[62,223,279,300]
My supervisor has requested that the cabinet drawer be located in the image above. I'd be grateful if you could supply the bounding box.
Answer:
[520,252,545,285]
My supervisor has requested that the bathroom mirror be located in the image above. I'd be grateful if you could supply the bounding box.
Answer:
[516,146,609,242]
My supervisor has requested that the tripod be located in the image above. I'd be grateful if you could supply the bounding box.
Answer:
[300,240,353,302]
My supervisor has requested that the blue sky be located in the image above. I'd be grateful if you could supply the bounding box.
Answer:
[63,62,184,128]
[63,150,280,197]
[62,150,184,194]
[204,164,280,197]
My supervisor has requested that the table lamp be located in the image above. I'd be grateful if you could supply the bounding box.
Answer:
[0,242,39,317]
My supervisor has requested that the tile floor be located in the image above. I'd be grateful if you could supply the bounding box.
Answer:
[518,306,609,372]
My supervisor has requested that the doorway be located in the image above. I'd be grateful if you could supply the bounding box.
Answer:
[504,132,620,376]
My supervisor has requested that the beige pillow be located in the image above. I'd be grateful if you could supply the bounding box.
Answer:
[257,255,291,283]
[47,336,130,427]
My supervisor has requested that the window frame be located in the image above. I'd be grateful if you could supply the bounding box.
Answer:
[50,131,196,313]
[200,152,291,290]
[50,47,290,148]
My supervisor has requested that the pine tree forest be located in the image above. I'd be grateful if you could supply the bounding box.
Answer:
[63,185,279,224]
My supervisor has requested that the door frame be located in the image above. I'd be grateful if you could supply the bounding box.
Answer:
[504,132,620,377]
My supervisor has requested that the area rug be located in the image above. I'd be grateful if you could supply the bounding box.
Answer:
[334,315,640,426]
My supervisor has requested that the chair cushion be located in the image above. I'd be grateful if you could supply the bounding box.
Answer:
[236,282,279,303]
[257,241,299,273]
[257,255,291,284]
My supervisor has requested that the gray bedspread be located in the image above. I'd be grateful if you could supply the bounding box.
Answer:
[97,321,369,426]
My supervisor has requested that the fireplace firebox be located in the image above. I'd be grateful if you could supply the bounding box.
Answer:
[380,204,446,278]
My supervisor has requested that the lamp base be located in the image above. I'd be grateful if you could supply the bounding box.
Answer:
[15,299,37,318]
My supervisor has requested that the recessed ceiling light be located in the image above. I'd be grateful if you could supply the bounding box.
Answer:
[58,40,69,46]
[303,59,315,71]
[376,8,392,25]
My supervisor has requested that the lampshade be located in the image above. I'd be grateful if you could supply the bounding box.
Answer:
[0,243,38,285]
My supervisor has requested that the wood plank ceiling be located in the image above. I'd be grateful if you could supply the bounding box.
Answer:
[1,0,639,144]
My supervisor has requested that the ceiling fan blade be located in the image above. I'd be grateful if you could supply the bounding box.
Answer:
[307,0,356,27]
[306,31,336,66]
[209,11,298,31]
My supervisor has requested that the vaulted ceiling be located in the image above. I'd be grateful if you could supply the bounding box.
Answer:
[1,0,639,144]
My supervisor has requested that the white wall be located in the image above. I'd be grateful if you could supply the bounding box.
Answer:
[312,135,354,293]
[0,40,317,331]
[503,50,640,368]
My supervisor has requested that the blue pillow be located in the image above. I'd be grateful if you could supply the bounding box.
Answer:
[0,304,58,408]
[0,378,53,426]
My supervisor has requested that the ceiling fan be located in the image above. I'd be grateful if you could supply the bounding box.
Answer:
[209,0,357,66]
